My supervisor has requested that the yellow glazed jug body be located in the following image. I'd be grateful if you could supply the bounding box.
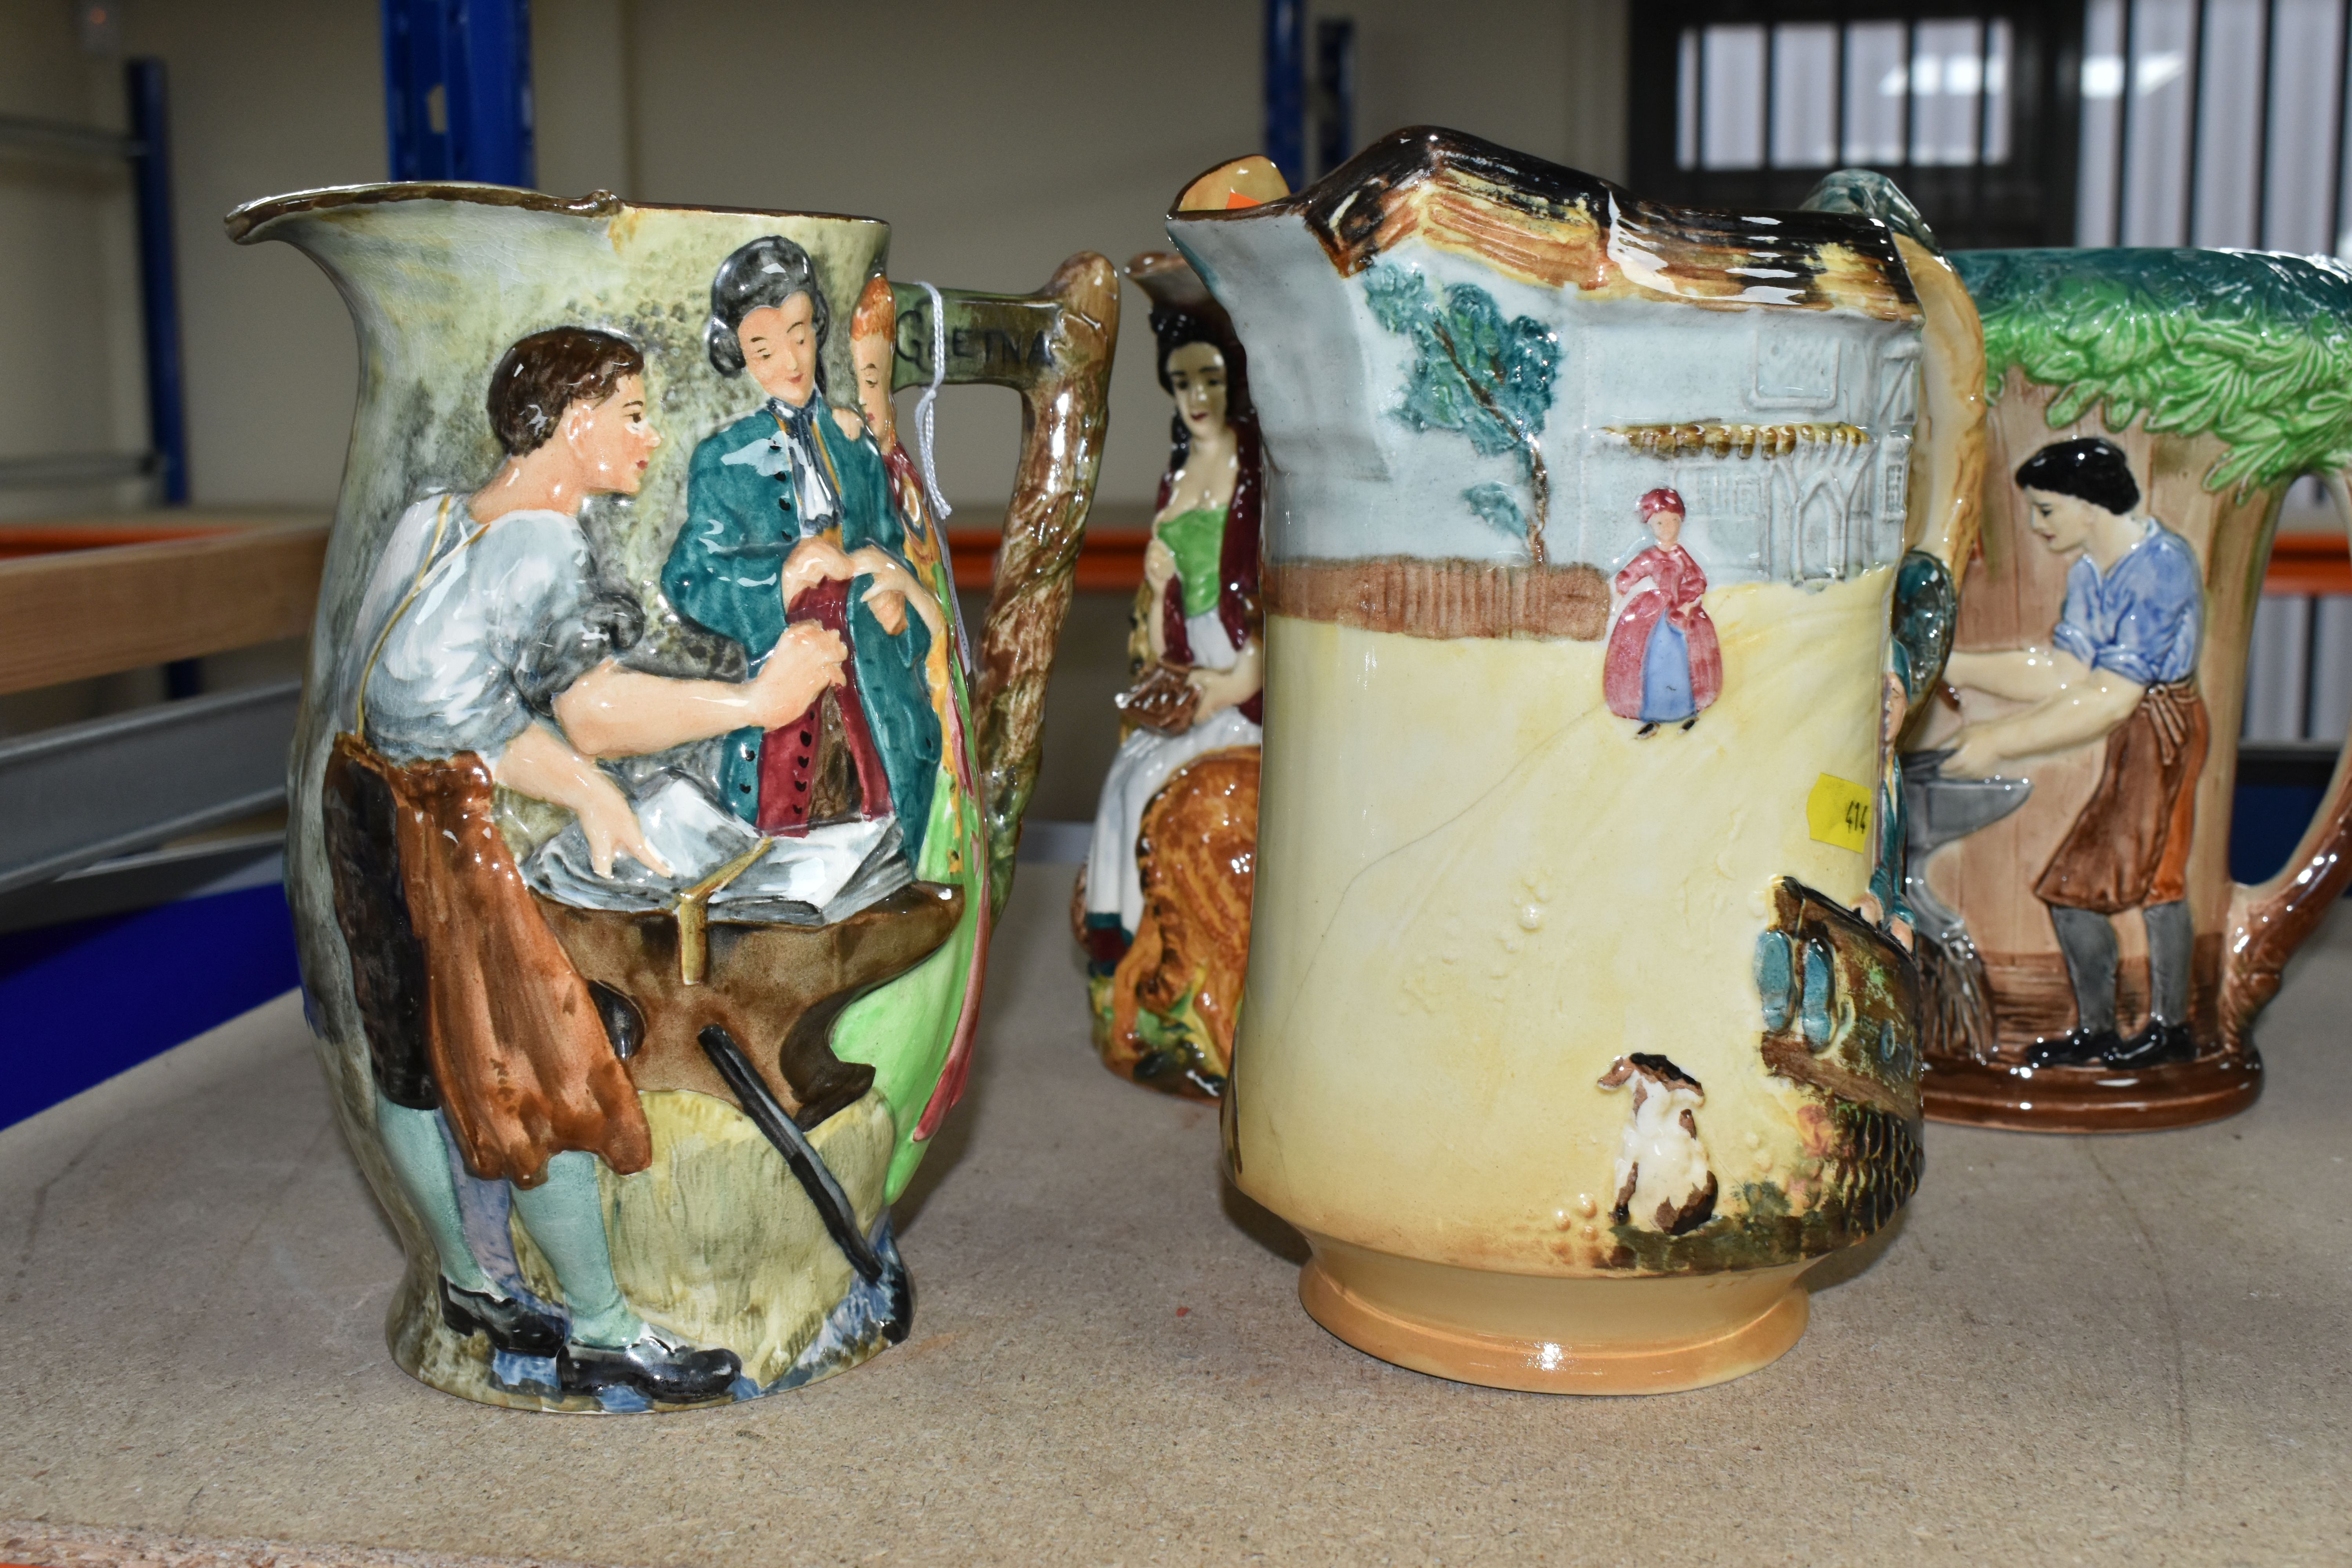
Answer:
[1174,133,1976,1392]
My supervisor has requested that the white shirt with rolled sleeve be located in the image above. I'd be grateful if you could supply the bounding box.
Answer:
[345,494,626,766]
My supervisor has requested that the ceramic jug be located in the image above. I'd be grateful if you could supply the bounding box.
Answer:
[230,183,1114,1411]
[1904,247,2352,1132]
[1074,249,1267,1098]
[1170,132,1987,1393]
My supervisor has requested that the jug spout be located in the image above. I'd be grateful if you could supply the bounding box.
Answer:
[227,185,632,339]
[226,182,622,245]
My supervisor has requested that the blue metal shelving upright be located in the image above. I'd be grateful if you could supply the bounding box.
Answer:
[125,59,188,507]
[1313,18,1355,179]
[1264,0,1305,191]
[381,0,535,187]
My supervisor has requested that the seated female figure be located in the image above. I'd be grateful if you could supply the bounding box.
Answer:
[1076,261,1263,1098]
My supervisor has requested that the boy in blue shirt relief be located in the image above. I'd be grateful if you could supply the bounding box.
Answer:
[1941,438,2207,1069]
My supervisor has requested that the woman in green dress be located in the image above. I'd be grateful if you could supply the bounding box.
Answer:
[1077,258,1263,1094]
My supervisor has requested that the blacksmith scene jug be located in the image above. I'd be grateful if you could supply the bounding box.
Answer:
[232,182,1114,1410]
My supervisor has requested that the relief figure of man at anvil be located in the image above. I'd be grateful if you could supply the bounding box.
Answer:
[325,326,851,1405]
[1938,437,2207,1072]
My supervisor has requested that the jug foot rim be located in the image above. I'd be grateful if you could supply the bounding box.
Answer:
[1920,1046,2262,1133]
[1296,1238,1811,1396]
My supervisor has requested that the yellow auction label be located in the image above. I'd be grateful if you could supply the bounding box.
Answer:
[1806,773,1873,853]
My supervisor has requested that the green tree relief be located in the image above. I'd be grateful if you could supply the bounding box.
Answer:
[1364,262,1563,563]
[1953,249,2352,494]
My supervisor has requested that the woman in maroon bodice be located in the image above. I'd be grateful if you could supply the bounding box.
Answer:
[1604,488,1722,736]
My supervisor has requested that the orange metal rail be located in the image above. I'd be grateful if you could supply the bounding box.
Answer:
[0,517,328,693]
[2260,532,2352,596]
[946,524,1150,593]
[0,517,2337,690]
[0,521,236,559]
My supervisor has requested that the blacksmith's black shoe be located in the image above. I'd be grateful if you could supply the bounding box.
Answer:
[439,1278,564,1357]
[2025,1027,2122,1068]
[558,1328,740,1403]
[2103,1020,2197,1069]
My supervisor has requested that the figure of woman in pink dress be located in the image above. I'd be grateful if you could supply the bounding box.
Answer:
[1604,488,1722,736]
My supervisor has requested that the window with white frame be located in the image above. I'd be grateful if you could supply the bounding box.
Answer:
[1673,19,2017,172]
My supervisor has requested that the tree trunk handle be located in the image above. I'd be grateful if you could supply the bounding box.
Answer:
[890,258,1121,915]
[2220,469,2352,1043]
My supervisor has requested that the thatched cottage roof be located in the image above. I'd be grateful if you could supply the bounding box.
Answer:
[1172,126,1923,323]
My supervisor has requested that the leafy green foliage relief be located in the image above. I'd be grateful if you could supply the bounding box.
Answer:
[1364,261,1561,557]
[1954,248,2352,492]
[1461,481,1526,540]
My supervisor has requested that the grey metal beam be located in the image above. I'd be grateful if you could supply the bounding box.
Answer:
[0,113,139,163]
[0,679,298,896]
[2238,740,2346,789]
[0,831,282,936]
[0,452,156,491]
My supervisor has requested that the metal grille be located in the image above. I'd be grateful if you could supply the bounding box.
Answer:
[2076,0,2352,250]
[1674,18,2018,172]
[1632,5,2080,249]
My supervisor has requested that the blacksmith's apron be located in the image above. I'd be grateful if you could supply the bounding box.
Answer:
[320,497,649,1187]
[2035,679,2208,915]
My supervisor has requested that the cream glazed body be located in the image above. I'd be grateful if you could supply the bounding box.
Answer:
[1172,134,1982,1392]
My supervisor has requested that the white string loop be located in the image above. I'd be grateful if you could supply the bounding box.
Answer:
[912,281,954,521]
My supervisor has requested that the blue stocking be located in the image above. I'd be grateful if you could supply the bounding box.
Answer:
[508,1151,642,1347]
[374,1091,492,1294]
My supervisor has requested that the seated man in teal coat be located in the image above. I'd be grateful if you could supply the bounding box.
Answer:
[662,235,941,864]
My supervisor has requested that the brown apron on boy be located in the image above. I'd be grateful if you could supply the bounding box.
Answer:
[2034,679,2209,915]
[321,499,650,1188]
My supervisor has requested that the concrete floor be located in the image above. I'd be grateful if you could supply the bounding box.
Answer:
[2,866,2349,1568]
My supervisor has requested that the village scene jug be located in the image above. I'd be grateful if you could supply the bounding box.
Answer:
[1169,132,1987,1392]
[230,183,1114,1410]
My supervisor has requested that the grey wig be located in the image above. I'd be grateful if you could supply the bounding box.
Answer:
[704,235,830,388]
